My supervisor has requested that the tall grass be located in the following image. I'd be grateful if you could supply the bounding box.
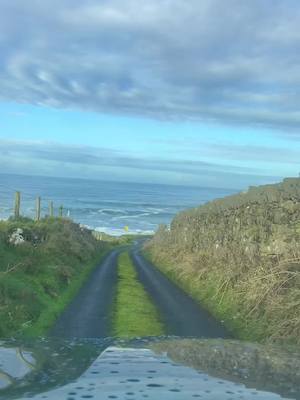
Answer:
[144,246,300,344]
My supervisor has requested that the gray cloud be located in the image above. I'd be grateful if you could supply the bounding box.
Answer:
[1,1,300,131]
[0,139,281,188]
[204,143,300,165]
[154,138,300,165]
[0,139,257,175]
[147,136,300,172]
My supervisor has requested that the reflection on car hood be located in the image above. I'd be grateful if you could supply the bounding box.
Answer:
[0,337,299,400]
[0,346,35,389]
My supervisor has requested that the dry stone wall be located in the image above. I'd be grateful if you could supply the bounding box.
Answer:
[152,178,300,272]
[148,178,300,342]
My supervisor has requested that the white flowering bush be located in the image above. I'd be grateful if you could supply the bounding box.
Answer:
[9,228,25,246]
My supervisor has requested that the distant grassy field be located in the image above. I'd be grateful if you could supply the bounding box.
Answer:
[0,217,112,337]
[112,252,164,337]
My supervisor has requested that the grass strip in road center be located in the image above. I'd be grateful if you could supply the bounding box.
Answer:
[112,251,165,338]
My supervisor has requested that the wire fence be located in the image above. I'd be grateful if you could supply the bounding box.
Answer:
[0,187,67,221]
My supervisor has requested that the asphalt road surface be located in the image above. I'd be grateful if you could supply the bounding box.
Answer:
[50,245,230,339]
[50,249,120,338]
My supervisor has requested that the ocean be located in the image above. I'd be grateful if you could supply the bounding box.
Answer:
[0,174,236,235]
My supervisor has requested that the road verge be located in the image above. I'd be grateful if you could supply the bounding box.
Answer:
[0,217,113,337]
[112,252,164,337]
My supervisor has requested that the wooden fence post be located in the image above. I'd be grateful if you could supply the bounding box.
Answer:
[49,201,54,217]
[36,196,41,221]
[14,191,21,219]
[59,205,63,217]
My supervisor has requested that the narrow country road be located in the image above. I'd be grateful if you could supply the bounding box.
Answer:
[50,249,120,338]
[130,248,230,338]
[50,244,230,339]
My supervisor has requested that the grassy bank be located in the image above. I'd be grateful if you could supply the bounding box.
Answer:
[112,252,164,337]
[143,250,262,340]
[0,217,112,337]
[144,248,300,344]
[145,178,300,344]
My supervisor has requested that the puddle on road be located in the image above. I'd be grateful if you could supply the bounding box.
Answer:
[0,337,299,399]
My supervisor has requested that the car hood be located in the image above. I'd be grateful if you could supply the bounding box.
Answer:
[0,337,299,399]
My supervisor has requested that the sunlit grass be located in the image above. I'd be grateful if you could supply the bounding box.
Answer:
[112,252,165,337]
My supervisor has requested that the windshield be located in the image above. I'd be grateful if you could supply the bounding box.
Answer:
[0,1,300,399]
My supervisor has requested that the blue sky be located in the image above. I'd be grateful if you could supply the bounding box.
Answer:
[1,0,300,189]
